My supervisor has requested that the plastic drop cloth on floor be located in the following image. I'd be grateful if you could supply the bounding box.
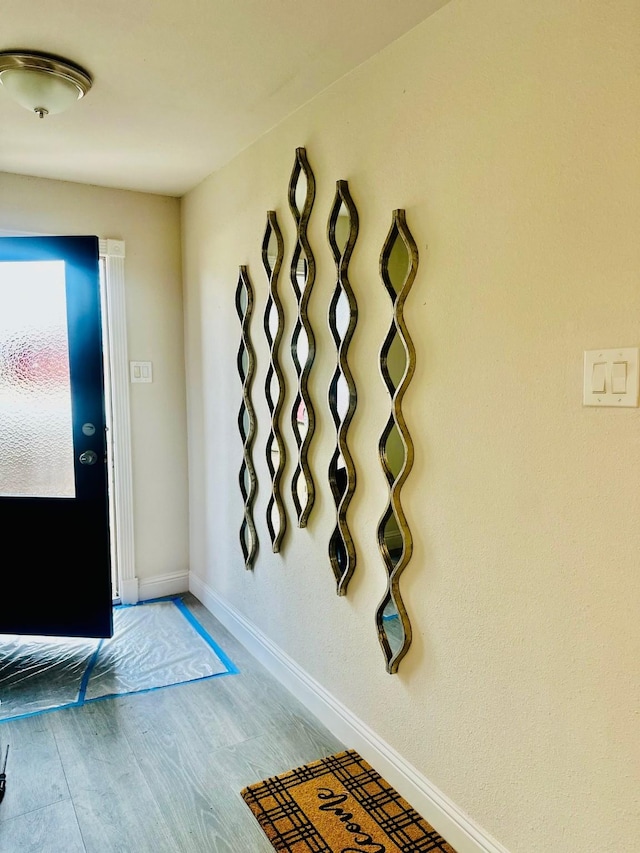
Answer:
[0,597,238,722]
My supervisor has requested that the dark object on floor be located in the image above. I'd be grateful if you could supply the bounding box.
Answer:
[0,743,9,804]
[241,748,458,852]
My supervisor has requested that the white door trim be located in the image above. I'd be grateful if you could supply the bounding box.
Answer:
[99,238,138,604]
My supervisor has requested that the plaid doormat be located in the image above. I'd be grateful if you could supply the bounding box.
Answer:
[241,749,458,852]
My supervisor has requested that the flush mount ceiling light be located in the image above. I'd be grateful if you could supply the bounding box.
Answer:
[0,50,92,118]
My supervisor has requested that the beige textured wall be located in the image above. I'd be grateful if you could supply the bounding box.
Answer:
[0,172,188,586]
[182,1,640,850]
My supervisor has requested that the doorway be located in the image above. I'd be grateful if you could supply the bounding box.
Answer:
[0,234,136,635]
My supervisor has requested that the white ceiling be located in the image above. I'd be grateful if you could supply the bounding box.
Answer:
[0,0,450,197]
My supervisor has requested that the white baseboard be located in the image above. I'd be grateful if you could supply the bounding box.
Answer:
[189,572,510,853]
[140,570,189,602]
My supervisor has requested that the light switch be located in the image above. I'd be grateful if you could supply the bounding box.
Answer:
[130,361,153,383]
[591,362,607,394]
[611,361,627,394]
[583,348,639,407]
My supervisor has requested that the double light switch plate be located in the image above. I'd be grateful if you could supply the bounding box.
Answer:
[130,361,153,383]
[583,348,639,407]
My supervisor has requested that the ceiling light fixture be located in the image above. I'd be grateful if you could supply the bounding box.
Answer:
[0,50,92,118]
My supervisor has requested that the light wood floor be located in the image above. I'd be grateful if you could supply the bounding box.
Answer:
[0,593,344,852]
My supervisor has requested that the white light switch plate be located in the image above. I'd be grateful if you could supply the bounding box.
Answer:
[130,361,153,383]
[583,347,639,407]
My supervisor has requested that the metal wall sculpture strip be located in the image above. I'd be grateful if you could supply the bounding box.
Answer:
[262,211,287,552]
[236,265,258,569]
[327,180,359,595]
[376,209,419,674]
[288,147,316,527]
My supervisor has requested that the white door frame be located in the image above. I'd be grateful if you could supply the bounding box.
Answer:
[99,239,138,604]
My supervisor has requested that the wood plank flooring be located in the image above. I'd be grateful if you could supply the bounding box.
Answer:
[0,594,344,852]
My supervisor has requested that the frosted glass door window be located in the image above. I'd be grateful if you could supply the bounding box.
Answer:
[0,260,75,497]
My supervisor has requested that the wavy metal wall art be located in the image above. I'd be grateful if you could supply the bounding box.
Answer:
[262,211,287,552]
[236,265,258,569]
[327,180,359,595]
[376,209,419,674]
[288,147,316,527]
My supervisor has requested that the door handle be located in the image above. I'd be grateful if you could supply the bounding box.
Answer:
[79,450,98,466]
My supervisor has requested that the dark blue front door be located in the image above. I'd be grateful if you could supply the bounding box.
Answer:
[0,236,112,638]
